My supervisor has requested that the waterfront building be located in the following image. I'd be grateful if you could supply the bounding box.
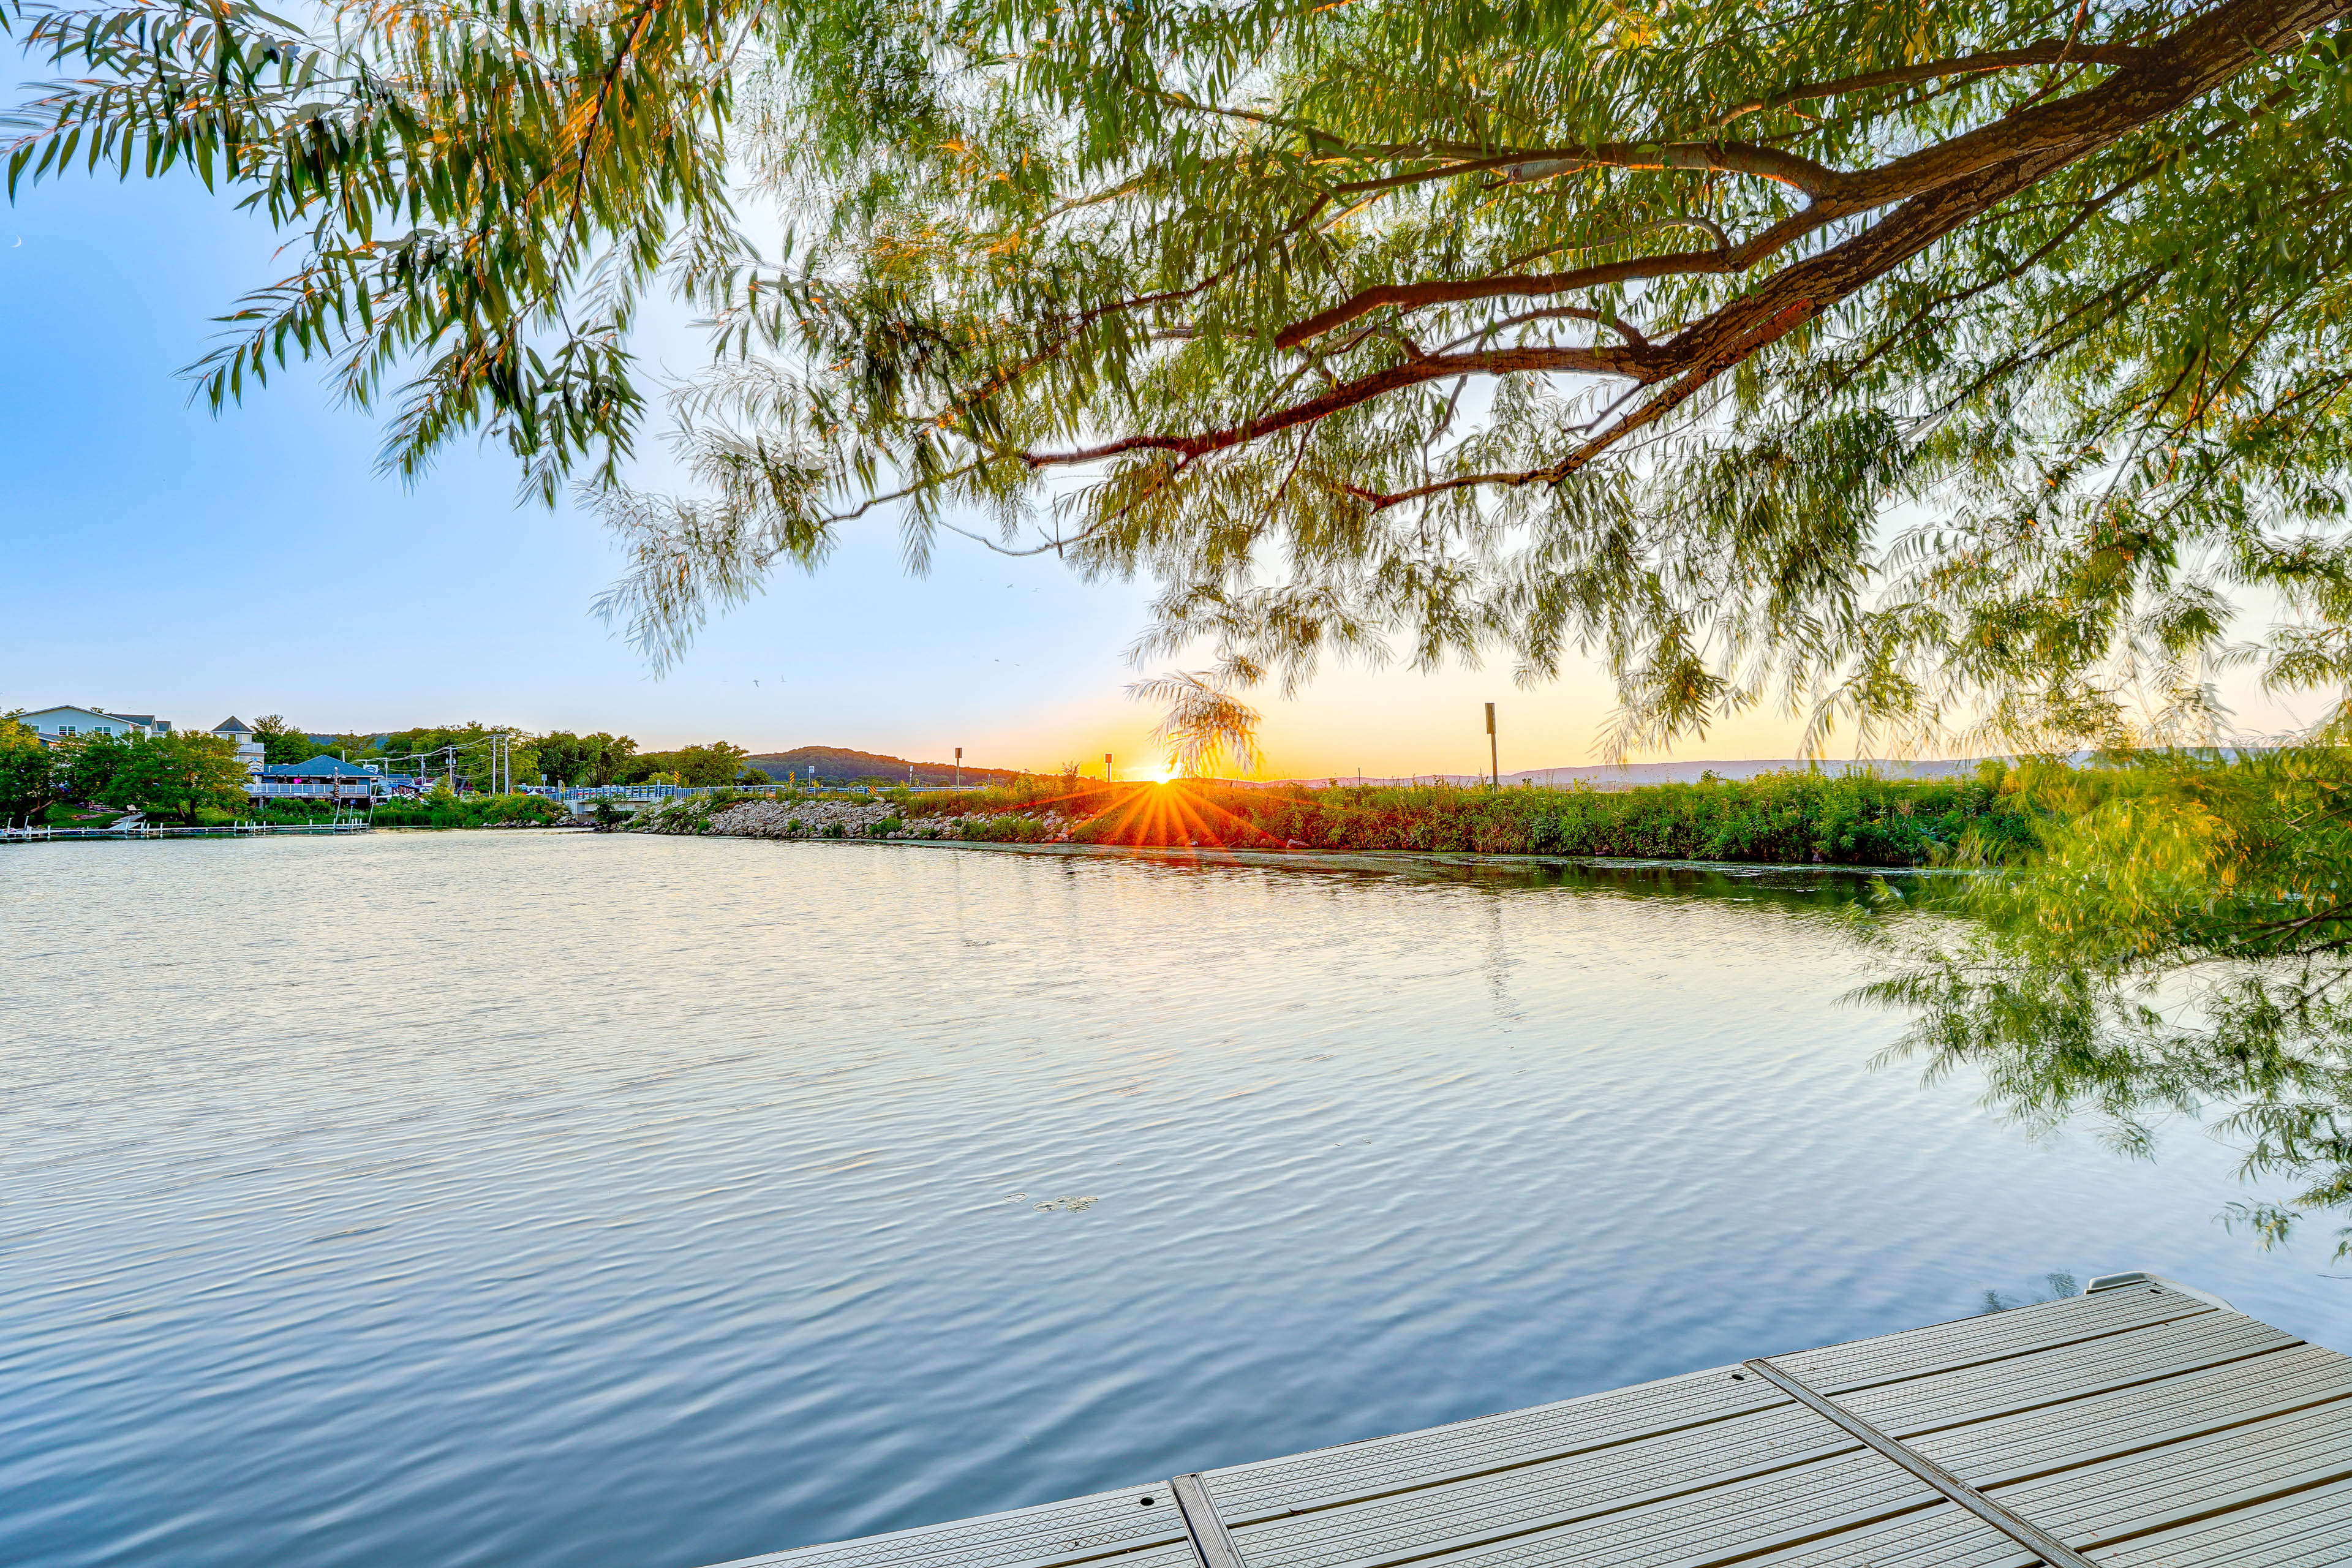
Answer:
[209,717,267,776]
[18,706,175,743]
[251,755,385,807]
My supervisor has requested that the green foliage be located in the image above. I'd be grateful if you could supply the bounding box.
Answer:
[372,791,566,828]
[1858,748,2352,1255]
[44,731,249,820]
[17,0,2352,758]
[251,715,314,766]
[55,731,132,804]
[619,741,750,787]
[106,732,250,819]
[868,816,903,837]
[0,712,53,820]
[900,775,1118,819]
[1129,673,1262,778]
[365,723,537,791]
[956,814,1048,843]
[1157,773,2029,863]
[537,730,639,786]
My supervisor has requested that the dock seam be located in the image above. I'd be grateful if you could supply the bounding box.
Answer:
[1742,1357,2097,1568]
[1169,1474,1249,1568]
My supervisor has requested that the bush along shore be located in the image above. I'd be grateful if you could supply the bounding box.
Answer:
[630,767,2040,867]
[631,793,1082,843]
[371,792,573,829]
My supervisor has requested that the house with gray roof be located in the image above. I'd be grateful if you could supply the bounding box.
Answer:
[17,706,175,744]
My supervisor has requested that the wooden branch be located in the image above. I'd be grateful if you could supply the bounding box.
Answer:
[996,0,2345,516]
[1022,341,1648,467]
[1699,39,2152,130]
[1273,208,1825,351]
[1278,0,2339,355]
[1325,140,1840,198]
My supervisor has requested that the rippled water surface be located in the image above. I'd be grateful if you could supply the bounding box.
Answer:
[3,833,2345,1568]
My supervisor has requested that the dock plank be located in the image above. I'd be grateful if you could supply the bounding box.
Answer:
[2093,1474,2352,1566]
[1202,1366,1792,1522]
[1225,1406,1854,1568]
[1840,1309,2301,1437]
[701,1278,2346,1568]
[706,1490,1194,1568]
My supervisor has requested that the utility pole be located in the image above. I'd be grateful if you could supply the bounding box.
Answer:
[955,747,962,789]
[1485,703,1498,787]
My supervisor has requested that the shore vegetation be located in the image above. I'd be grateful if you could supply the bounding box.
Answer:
[887,767,2032,864]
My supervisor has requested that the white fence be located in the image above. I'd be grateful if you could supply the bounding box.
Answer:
[249,781,379,799]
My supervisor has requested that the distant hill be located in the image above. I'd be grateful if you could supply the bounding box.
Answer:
[747,745,1028,787]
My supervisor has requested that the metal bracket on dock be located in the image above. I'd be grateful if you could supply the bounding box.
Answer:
[1742,1357,2097,1568]
[1167,1473,1249,1568]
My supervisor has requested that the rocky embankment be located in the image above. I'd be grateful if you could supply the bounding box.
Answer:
[700,800,894,837]
[632,797,1083,842]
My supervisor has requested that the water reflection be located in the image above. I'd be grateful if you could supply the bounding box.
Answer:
[0,835,2337,1568]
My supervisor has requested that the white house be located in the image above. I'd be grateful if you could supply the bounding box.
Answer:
[18,706,175,743]
[211,717,268,775]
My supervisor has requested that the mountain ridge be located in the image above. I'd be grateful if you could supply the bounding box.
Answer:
[745,744,1027,786]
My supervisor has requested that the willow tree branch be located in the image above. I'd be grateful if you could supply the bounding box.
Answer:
[1272,209,1820,350]
[1277,0,2339,353]
[1697,39,2152,130]
[1022,340,1647,467]
[1325,140,1842,197]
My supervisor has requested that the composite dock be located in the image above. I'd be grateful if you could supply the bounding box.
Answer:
[0,821,371,842]
[715,1273,2350,1568]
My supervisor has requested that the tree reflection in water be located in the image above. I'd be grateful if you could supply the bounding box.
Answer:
[1857,752,2352,1259]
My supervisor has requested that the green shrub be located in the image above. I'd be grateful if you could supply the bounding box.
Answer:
[869,816,905,837]
[375,792,564,829]
[1044,772,2037,865]
[957,814,1048,842]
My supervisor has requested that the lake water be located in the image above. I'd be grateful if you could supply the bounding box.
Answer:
[2,833,2345,1568]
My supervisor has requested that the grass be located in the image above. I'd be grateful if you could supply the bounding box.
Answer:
[43,804,126,826]
[883,767,2037,866]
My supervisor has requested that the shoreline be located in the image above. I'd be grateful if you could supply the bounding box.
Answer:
[710,831,1939,880]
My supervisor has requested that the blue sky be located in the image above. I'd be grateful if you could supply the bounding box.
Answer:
[1,154,2312,775]
[0,158,1693,777]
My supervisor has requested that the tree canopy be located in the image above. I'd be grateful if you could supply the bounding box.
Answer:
[1862,750,2352,1254]
[12,0,2352,750]
[37,730,251,818]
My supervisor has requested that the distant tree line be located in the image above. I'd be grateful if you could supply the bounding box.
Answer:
[247,717,763,790]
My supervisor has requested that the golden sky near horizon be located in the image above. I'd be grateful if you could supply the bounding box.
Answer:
[954,653,2329,782]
